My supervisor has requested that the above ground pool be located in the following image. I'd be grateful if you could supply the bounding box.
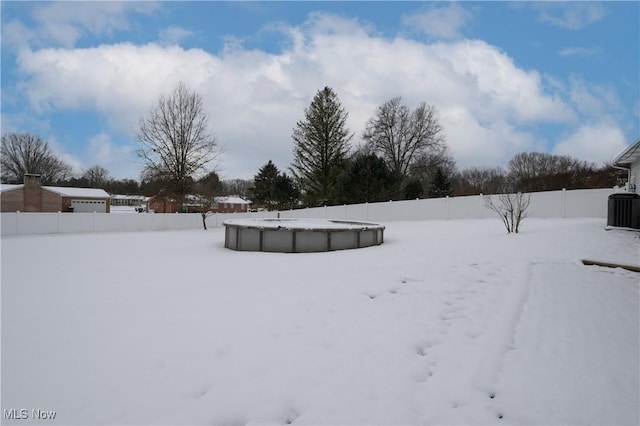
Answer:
[223,218,385,253]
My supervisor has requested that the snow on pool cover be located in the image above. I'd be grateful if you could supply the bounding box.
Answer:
[223,218,385,252]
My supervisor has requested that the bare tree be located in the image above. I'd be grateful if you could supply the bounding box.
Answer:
[408,146,457,197]
[484,192,531,234]
[508,152,595,192]
[362,97,445,179]
[82,165,111,188]
[1,132,72,184]
[136,82,218,205]
[221,179,253,198]
[454,167,509,196]
[191,171,222,230]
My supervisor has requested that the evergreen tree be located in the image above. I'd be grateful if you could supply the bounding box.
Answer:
[252,161,280,210]
[403,178,424,200]
[290,87,352,206]
[272,173,299,210]
[336,154,397,204]
[428,167,452,198]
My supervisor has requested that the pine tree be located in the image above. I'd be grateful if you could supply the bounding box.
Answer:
[403,178,424,200]
[272,173,299,211]
[290,87,352,206]
[428,167,452,198]
[337,154,398,203]
[252,161,279,210]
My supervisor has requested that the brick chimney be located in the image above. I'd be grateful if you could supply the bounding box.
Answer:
[23,173,42,212]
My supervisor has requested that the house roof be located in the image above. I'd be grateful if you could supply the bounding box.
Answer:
[0,183,110,198]
[111,194,151,201]
[45,186,111,198]
[215,195,251,205]
[612,139,640,166]
[0,184,23,193]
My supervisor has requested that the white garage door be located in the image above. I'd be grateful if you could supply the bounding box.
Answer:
[71,199,107,213]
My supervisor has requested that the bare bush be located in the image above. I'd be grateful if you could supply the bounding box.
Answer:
[484,192,531,234]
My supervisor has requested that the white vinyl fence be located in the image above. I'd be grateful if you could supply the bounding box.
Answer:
[1,188,615,236]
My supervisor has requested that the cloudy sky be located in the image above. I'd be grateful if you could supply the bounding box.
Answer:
[1,1,638,180]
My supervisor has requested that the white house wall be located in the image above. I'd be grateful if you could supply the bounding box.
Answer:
[630,161,640,194]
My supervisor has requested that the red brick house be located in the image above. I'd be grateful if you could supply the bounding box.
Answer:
[1,174,111,213]
[148,194,178,213]
[146,193,250,213]
[211,196,251,213]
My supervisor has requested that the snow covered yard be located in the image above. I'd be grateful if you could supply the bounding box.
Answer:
[2,218,638,425]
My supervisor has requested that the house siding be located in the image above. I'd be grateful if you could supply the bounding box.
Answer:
[211,203,248,213]
[42,190,63,212]
[630,161,640,194]
[149,197,177,213]
[1,180,109,213]
[1,188,24,212]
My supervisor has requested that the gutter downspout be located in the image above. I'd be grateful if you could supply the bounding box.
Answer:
[612,164,631,191]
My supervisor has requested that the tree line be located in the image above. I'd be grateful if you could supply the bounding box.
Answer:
[1,83,626,212]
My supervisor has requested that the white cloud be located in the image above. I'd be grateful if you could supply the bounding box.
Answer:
[553,124,627,165]
[85,133,138,179]
[440,107,543,169]
[13,13,586,178]
[568,76,622,119]
[46,137,84,176]
[559,47,601,57]
[158,25,195,46]
[534,3,606,30]
[1,19,36,49]
[13,2,160,49]
[401,3,472,40]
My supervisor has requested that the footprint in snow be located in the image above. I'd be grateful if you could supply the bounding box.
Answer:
[415,345,428,356]
[284,409,300,425]
[193,385,209,398]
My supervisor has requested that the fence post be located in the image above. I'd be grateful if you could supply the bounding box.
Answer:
[57,211,61,234]
[365,202,368,221]
[416,198,420,220]
[562,188,566,218]
[16,211,21,235]
[480,193,484,218]
[389,200,393,222]
[344,204,347,220]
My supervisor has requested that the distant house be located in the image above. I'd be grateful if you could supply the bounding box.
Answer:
[148,194,178,213]
[211,196,251,213]
[0,174,111,213]
[612,139,640,194]
[110,194,150,213]
[146,193,251,213]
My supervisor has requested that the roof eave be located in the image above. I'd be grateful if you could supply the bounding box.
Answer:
[612,139,640,166]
